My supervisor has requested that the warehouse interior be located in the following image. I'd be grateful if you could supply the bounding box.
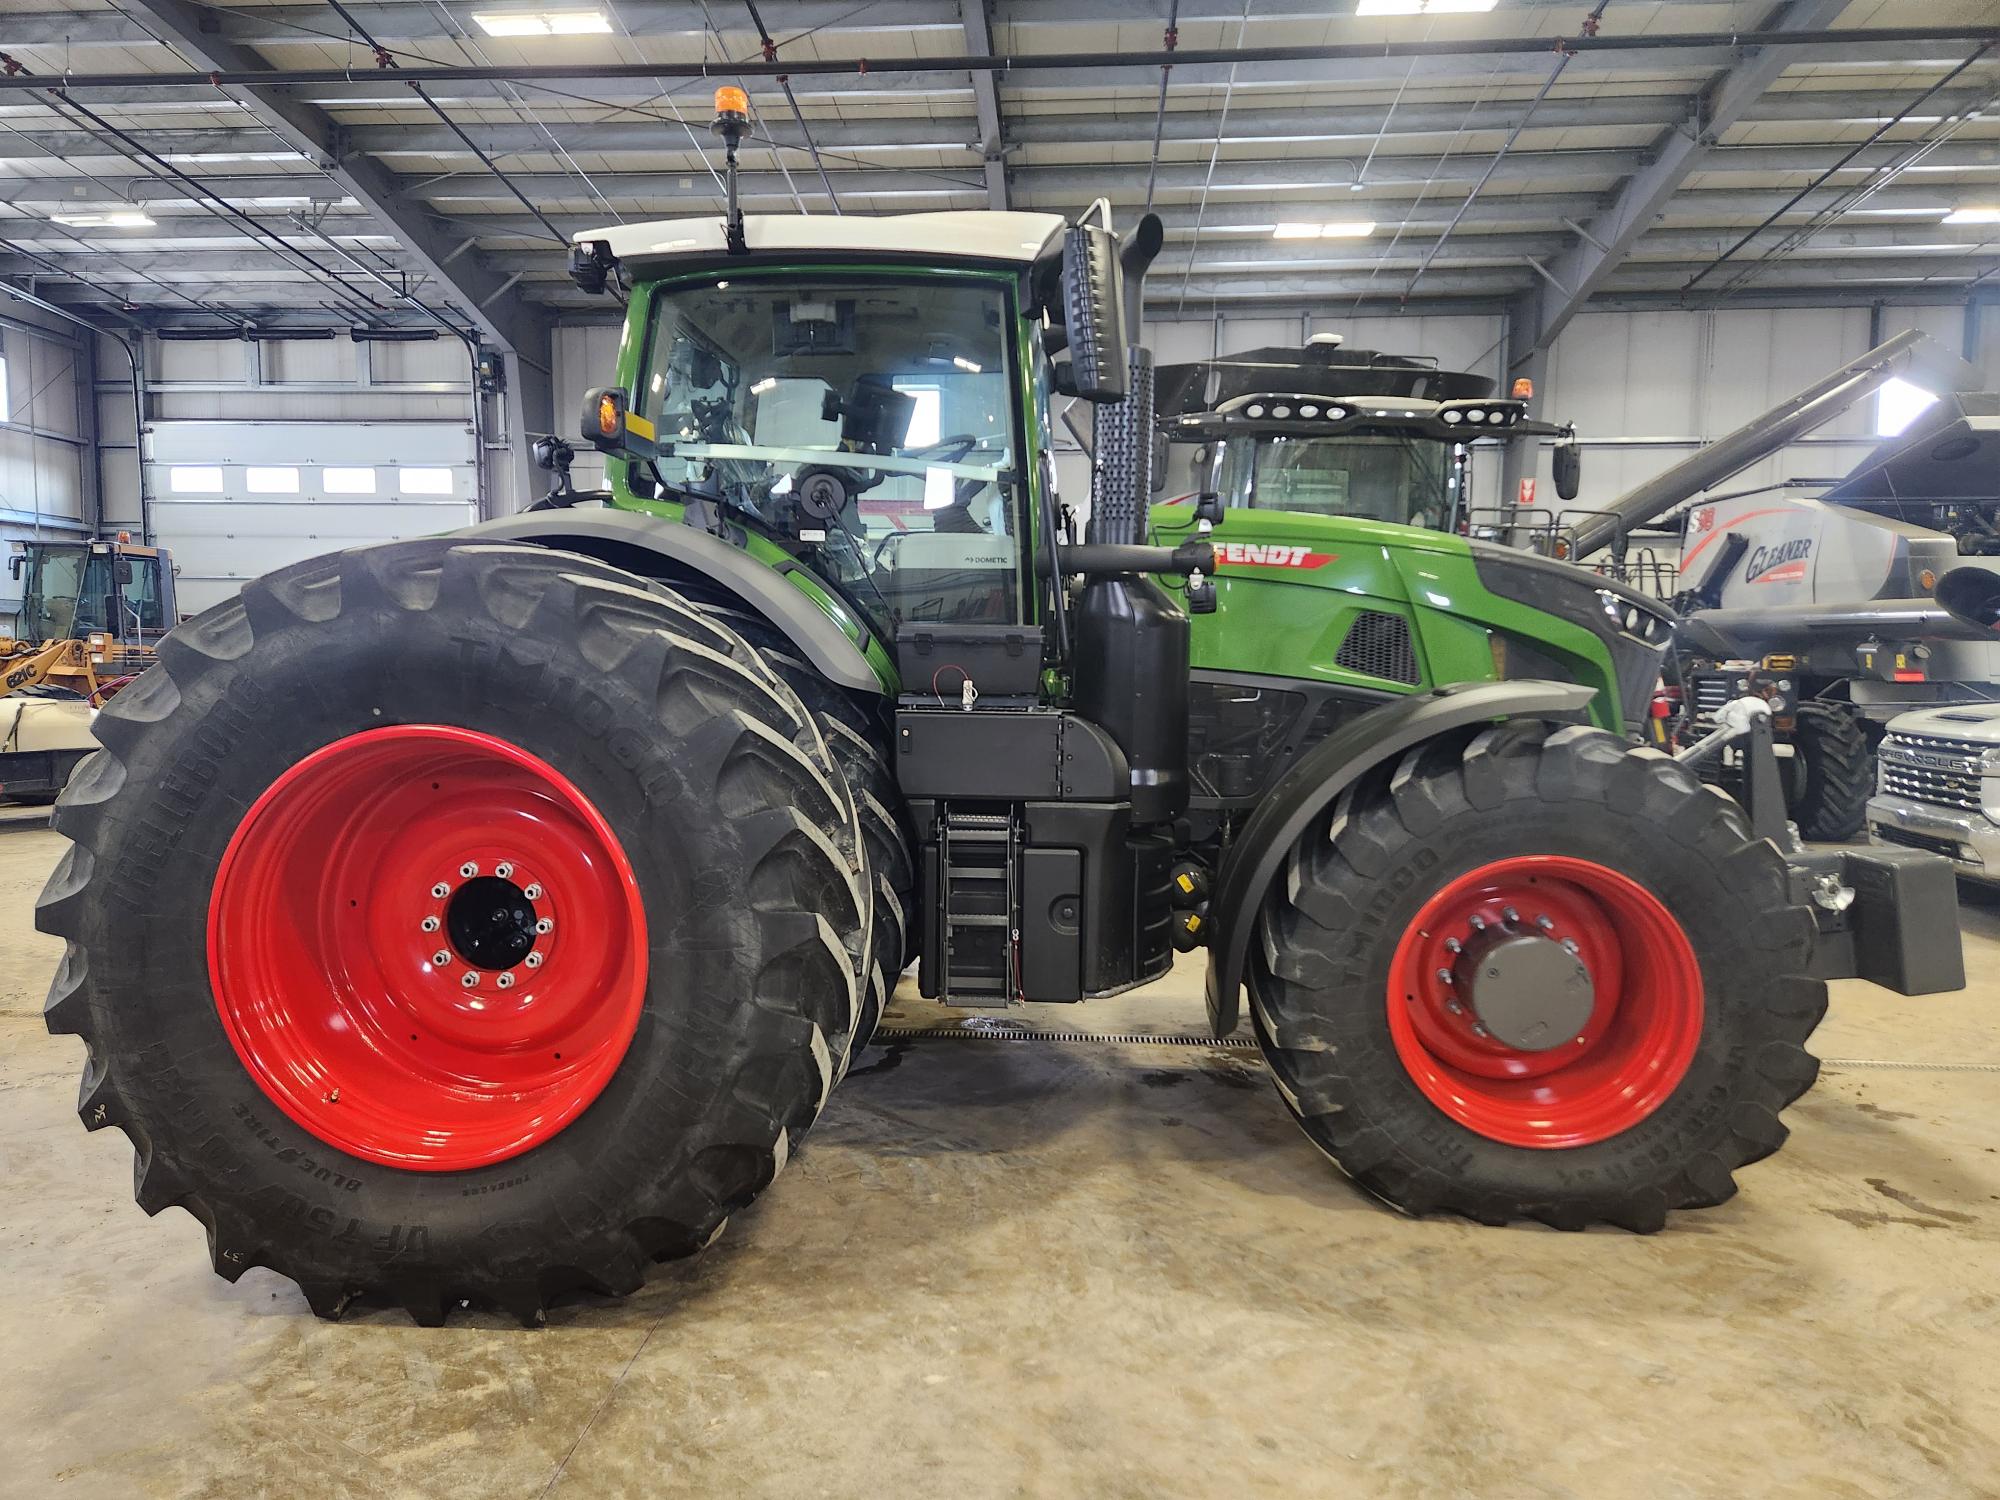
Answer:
[3,1,2000,1495]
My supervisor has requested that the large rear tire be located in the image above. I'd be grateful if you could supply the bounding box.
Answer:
[1250,721,1826,1232]
[694,601,916,1057]
[1784,700,1871,842]
[39,539,867,1323]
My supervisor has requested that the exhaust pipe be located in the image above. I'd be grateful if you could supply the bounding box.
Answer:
[1086,214,1164,549]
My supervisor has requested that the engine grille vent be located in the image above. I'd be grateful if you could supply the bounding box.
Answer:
[1335,611,1419,685]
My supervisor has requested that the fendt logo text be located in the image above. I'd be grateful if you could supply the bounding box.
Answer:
[1212,543,1337,569]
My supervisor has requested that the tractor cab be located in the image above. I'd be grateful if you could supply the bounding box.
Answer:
[1155,340,1579,534]
[9,536,175,649]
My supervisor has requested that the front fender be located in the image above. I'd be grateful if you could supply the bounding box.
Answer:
[463,508,881,693]
[1202,679,1598,1037]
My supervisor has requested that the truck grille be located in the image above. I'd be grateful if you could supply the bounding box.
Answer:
[1879,732,1986,813]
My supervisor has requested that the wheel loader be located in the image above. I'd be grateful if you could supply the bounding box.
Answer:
[38,92,1958,1326]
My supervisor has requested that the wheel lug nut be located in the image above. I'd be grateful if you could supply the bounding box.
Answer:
[1435,968,1454,985]
[1469,915,1487,931]
[1502,906,1519,924]
[524,884,543,901]
[421,915,440,933]
[495,862,513,879]
[1562,938,1580,955]
[459,862,479,879]
[1443,937,1462,954]
[431,882,450,899]
[1536,914,1555,931]
[432,949,451,967]
[461,971,480,989]
[1446,1000,1464,1015]
[1472,1023,1489,1038]
[534,917,553,935]
[496,973,515,990]
[525,952,544,969]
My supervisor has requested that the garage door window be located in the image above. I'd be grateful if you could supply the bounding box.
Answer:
[168,466,224,494]
[323,467,377,494]
[398,467,456,496]
[247,466,301,494]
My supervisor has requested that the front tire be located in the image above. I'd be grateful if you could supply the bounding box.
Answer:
[1785,700,1871,842]
[1250,721,1826,1231]
[39,539,867,1323]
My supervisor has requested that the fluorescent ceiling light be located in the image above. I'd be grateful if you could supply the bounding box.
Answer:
[49,209,154,228]
[952,356,982,373]
[1273,221,1376,240]
[1357,0,1497,12]
[472,9,612,36]
[1943,207,2000,225]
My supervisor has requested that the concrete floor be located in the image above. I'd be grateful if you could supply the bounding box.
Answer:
[3,813,1999,1500]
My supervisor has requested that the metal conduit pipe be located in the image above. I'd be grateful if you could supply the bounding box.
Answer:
[6,27,1997,91]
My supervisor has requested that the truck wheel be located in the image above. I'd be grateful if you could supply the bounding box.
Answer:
[1785,701,1871,842]
[696,602,916,1056]
[39,539,866,1324]
[1250,722,1826,1232]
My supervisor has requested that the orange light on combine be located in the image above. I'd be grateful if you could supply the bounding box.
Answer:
[1511,377,1534,399]
[714,85,748,116]
[116,530,131,544]
[597,392,621,438]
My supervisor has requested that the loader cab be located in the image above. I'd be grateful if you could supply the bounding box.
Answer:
[10,539,174,646]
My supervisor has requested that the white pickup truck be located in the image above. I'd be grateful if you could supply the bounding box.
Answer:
[1866,703,2000,882]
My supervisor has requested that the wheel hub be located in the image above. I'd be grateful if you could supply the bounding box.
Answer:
[208,725,646,1171]
[1458,929,1596,1052]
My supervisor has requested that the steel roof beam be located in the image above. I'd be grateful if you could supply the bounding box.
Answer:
[1510,0,1861,357]
[960,0,1009,209]
[100,0,550,356]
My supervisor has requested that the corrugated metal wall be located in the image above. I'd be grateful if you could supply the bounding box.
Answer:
[1,308,91,633]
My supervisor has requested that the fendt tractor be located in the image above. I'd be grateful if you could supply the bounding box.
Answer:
[39,93,1956,1326]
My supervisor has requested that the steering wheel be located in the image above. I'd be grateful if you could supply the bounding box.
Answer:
[909,434,981,464]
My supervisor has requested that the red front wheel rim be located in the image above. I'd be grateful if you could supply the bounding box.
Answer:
[1385,855,1703,1149]
[208,725,648,1171]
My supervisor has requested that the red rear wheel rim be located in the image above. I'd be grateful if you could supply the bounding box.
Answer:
[208,725,648,1171]
[1385,855,1702,1149]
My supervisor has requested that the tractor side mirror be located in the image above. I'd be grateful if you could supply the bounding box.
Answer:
[1059,223,1127,403]
[580,386,658,460]
[1553,441,1582,502]
[114,558,134,586]
[1194,492,1225,527]
[7,554,22,581]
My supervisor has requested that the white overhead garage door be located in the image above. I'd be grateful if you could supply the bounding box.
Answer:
[144,421,478,615]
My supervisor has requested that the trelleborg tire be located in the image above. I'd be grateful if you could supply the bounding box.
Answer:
[1249,721,1827,1232]
[38,539,867,1324]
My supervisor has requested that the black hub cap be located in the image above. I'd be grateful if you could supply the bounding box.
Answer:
[1461,932,1595,1051]
[446,876,539,971]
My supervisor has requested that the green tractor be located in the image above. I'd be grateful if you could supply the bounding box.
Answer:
[42,102,1934,1326]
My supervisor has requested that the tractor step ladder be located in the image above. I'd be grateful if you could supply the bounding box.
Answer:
[937,810,1018,1006]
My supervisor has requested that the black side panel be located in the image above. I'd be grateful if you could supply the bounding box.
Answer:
[1020,847,1084,1000]
[894,708,1127,801]
[1185,669,1397,808]
[461,508,880,692]
[1202,679,1598,1037]
[1023,801,1137,996]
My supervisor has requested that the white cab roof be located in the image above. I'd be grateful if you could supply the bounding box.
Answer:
[578,211,1067,269]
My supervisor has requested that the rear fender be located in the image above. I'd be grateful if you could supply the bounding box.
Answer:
[1203,679,1598,1037]
[462,509,880,693]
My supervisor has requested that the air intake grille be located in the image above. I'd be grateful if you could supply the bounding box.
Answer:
[1335,611,1419,685]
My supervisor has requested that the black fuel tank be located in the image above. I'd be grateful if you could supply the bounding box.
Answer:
[1070,575,1190,825]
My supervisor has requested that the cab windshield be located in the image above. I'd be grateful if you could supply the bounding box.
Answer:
[638,275,1023,630]
[1212,433,1451,530]
[19,545,168,642]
